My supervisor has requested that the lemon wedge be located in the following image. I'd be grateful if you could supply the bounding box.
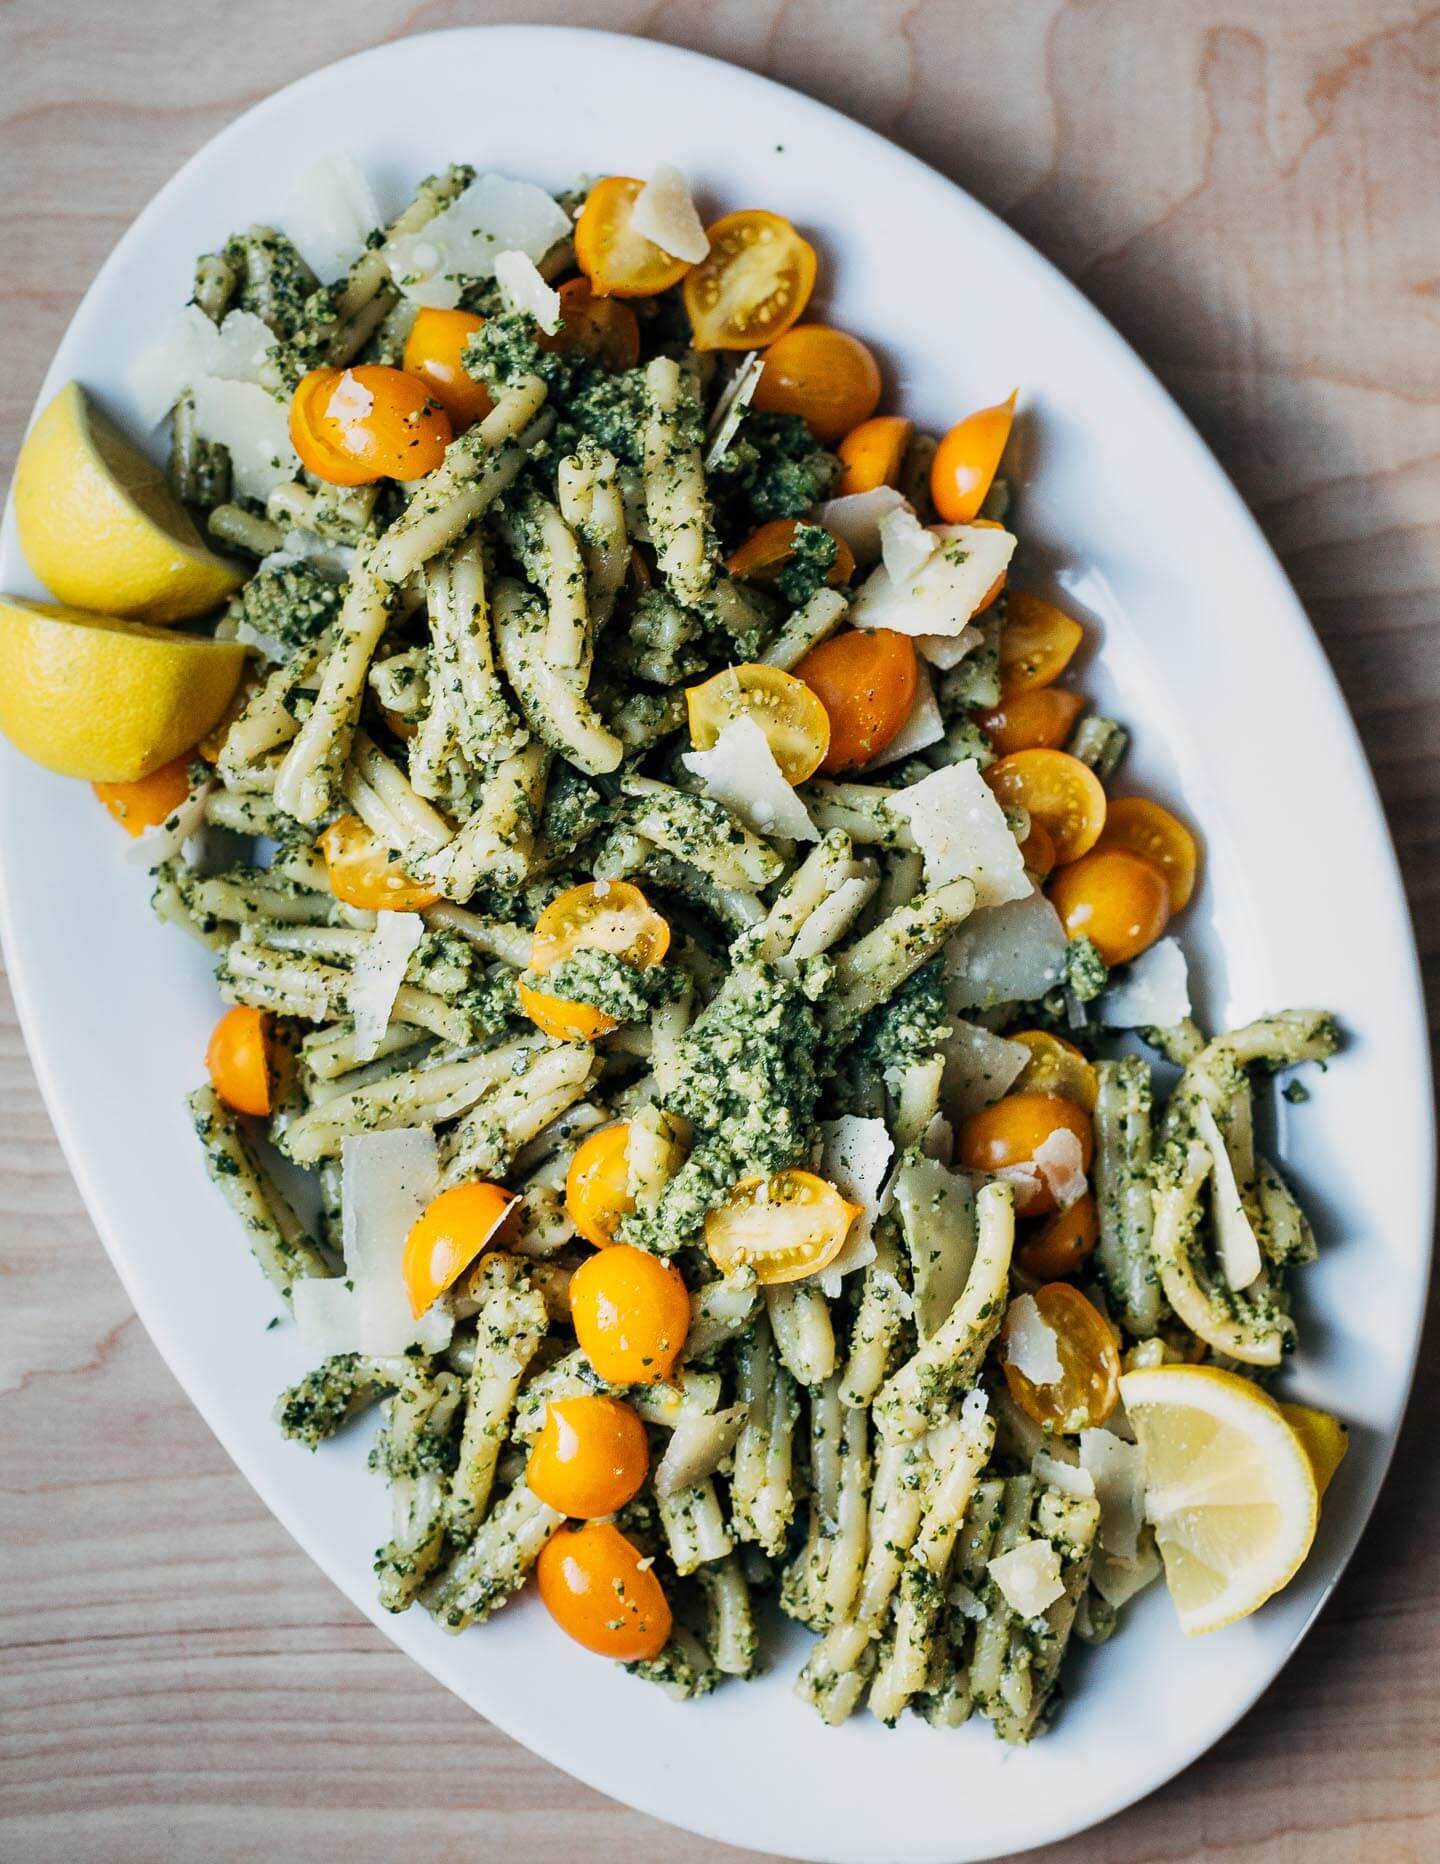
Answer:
[0,595,246,781]
[1120,1364,1319,1636]
[14,381,244,623]
[1277,1401,1349,1500]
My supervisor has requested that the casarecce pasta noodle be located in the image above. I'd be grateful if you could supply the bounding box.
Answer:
[81,156,1344,1734]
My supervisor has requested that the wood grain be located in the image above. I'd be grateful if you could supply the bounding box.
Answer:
[1,3,1436,1859]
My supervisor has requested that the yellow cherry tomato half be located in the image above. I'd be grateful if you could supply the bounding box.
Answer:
[725,518,856,589]
[750,324,883,445]
[793,627,919,775]
[1016,1192,1100,1283]
[1002,1280,1120,1433]
[1049,846,1172,966]
[536,277,642,371]
[565,1121,635,1248]
[983,749,1107,866]
[536,1520,672,1660]
[977,686,1085,757]
[684,209,817,352]
[1020,819,1058,883]
[836,414,913,496]
[685,662,832,785]
[704,1169,861,1286]
[957,1092,1095,1218]
[402,1181,516,1318]
[570,1243,690,1385]
[1096,796,1199,914]
[530,880,671,975]
[401,307,493,429]
[999,591,1085,697]
[94,754,192,836]
[527,1394,650,1519]
[320,814,439,912]
[291,365,452,485]
[930,391,1017,524]
[575,177,692,299]
[1010,1029,1099,1113]
[206,1004,275,1118]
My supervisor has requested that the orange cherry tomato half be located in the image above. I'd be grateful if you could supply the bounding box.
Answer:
[957,1092,1094,1218]
[1002,1281,1120,1433]
[725,518,856,589]
[930,392,1017,524]
[402,1181,515,1318]
[977,687,1085,757]
[206,1004,274,1117]
[516,982,618,1044]
[794,628,919,775]
[836,414,913,496]
[1096,796,1199,913]
[536,278,642,371]
[94,754,192,836]
[290,365,452,485]
[536,1521,672,1661]
[1020,819,1057,882]
[704,1169,860,1285]
[999,591,1085,697]
[565,1122,635,1248]
[319,814,439,912]
[401,307,493,429]
[683,209,817,352]
[750,325,883,445]
[527,1394,649,1519]
[1049,846,1171,966]
[575,177,692,299]
[983,749,1107,866]
[1009,1029,1099,1113]
[569,1243,690,1385]
[1017,1193,1100,1283]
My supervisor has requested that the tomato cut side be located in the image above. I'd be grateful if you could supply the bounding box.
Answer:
[683,209,817,351]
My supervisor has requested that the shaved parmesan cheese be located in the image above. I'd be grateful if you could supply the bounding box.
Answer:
[1079,1428,1147,1560]
[653,1403,746,1497]
[816,1115,894,1293]
[922,1113,953,1161]
[915,625,982,670]
[1097,936,1191,1029]
[884,760,1029,907]
[384,172,571,309]
[1004,1294,1064,1384]
[189,376,301,500]
[494,249,563,334]
[280,150,380,283]
[945,890,1068,1011]
[704,351,764,468]
[682,714,818,842]
[863,663,944,770]
[879,505,938,585]
[1033,1451,1096,1499]
[291,1279,363,1358]
[949,1580,987,1621]
[814,486,908,564]
[989,1538,1065,1618]
[943,1019,1029,1120]
[1032,1126,1088,1210]
[631,161,709,263]
[961,1386,990,1430]
[350,912,424,1062]
[788,872,875,961]
[889,1152,975,1337]
[265,527,358,580]
[1191,1099,1264,1291]
[130,306,277,427]
[849,523,1016,637]
[125,773,212,867]
[1090,1538,1162,1608]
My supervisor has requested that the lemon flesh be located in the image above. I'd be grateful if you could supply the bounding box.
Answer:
[1120,1364,1319,1636]
[0,595,246,781]
[14,381,244,624]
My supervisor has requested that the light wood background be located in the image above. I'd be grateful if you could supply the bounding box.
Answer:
[1,2,1436,1859]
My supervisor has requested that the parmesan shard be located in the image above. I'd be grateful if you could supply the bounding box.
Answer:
[816,1115,894,1293]
[862,662,944,770]
[989,1538,1065,1618]
[849,523,1016,637]
[494,250,563,333]
[1191,1099,1264,1291]
[1097,936,1192,1029]
[945,889,1069,1012]
[1032,1126,1088,1210]
[1079,1428,1147,1560]
[280,150,380,283]
[384,172,571,309]
[681,714,818,842]
[349,911,425,1063]
[1090,1537,1162,1608]
[814,486,908,564]
[704,351,764,469]
[189,376,301,501]
[1032,1451,1096,1500]
[915,625,982,671]
[631,161,710,263]
[884,760,1030,907]
[130,305,277,428]
[942,1019,1029,1120]
[1003,1293,1064,1384]
[879,505,938,585]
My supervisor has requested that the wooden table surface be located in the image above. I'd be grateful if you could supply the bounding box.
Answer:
[1,2,1436,1859]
